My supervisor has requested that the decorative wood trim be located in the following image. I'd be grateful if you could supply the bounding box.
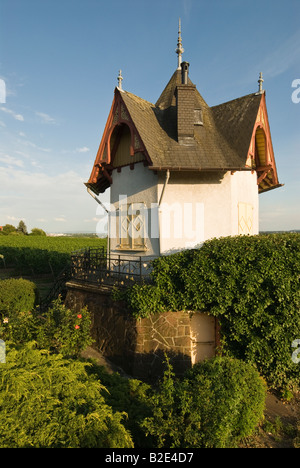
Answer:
[246,93,280,193]
[87,88,152,191]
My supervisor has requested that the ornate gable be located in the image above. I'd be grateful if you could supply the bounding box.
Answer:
[247,93,282,193]
[86,88,151,194]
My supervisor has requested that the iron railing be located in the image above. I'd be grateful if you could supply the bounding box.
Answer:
[70,247,157,287]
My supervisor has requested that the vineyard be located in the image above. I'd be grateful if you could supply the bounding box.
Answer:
[0,235,107,275]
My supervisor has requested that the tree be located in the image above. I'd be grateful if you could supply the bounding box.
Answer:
[30,228,46,236]
[16,220,28,235]
[2,224,16,235]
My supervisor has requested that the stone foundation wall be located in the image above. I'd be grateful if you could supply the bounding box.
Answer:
[65,280,215,381]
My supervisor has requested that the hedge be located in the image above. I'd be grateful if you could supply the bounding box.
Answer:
[0,278,37,315]
[120,233,300,389]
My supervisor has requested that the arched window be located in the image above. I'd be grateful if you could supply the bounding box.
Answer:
[255,126,268,167]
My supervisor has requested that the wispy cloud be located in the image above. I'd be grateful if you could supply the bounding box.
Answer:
[35,111,56,124]
[0,153,24,168]
[76,146,90,153]
[19,137,51,153]
[0,106,24,121]
[260,30,300,79]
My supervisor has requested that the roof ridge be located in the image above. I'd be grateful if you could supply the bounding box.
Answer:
[211,92,260,109]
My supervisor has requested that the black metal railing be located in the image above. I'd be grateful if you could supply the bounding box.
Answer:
[70,247,157,287]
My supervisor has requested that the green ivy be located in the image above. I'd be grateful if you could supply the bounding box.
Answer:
[120,233,300,389]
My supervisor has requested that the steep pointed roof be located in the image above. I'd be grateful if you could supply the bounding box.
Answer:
[86,69,281,194]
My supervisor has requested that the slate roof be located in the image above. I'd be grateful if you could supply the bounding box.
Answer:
[120,69,262,171]
[86,68,282,195]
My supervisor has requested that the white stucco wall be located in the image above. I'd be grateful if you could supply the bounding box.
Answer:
[230,170,259,236]
[109,162,159,257]
[109,165,259,258]
[158,170,259,254]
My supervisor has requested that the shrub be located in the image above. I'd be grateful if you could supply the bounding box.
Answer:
[89,363,154,448]
[36,296,94,357]
[0,343,133,448]
[121,234,300,389]
[0,295,94,358]
[142,356,266,448]
[0,278,37,315]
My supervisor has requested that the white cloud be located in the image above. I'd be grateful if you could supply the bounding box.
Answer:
[20,138,51,153]
[0,165,101,232]
[76,146,90,153]
[260,30,300,79]
[0,106,24,121]
[0,154,24,167]
[84,217,100,222]
[35,111,56,124]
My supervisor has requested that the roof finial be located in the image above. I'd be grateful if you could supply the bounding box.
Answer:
[117,70,123,90]
[258,72,264,94]
[175,18,184,70]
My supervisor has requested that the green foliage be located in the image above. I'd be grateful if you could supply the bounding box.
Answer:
[30,228,46,236]
[142,356,266,448]
[88,363,154,447]
[1,224,16,235]
[0,278,37,315]
[120,233,300,389]
[0,235,106,274]
[0,343,133,448]
[16,220,28,235]
[37,296,94,357]
[0,295,94,358]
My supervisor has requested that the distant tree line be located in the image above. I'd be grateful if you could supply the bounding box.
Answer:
[0,222,46,236]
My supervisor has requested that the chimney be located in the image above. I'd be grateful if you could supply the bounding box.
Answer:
[176,61,196,145]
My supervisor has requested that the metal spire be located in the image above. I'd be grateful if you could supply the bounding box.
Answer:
[117,69,123,90]
[175,18,184,70]
[257,72,264,94]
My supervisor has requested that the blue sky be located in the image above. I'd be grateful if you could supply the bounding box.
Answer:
[0,0,299,234]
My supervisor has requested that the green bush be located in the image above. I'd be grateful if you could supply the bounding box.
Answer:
[122,234,300,389]
[88,363,154,448]
[36,296,94,357]
[0,278,37,315]
[0,294,94,358]
[142,356,266,448]
[0,343,133,448]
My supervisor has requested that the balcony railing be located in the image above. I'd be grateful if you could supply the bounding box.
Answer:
[70,247,157,288]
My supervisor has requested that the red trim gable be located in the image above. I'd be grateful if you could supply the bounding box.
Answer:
[247,93,282,193]
[87,88,151,193]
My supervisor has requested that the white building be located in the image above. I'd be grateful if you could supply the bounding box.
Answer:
[86,31,281,259]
